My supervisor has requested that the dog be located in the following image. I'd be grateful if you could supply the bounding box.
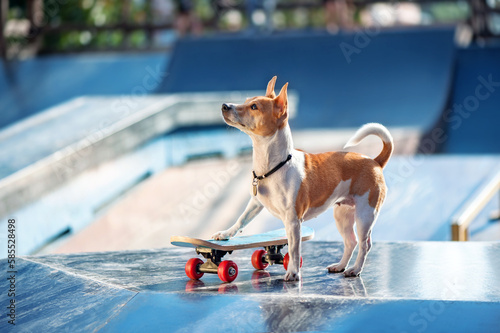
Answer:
[212,76,393,281]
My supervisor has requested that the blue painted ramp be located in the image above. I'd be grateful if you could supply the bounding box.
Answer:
[159,28,456,130]
[0,52,169,129]
[442,45,500,153]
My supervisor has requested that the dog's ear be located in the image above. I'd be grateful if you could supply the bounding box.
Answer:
[266,76,277,98]
[274,83,288,117]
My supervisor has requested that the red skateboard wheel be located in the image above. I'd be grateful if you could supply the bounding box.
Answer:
[283,253,303,271]
[185,258,204,280]
[218,260,238,282]
[251,249,269,270]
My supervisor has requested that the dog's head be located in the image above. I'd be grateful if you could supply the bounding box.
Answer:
[221,76,288,137]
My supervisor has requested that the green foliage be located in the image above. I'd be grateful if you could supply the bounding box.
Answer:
[5,0,473,53]
[425,3,469,23]
[33,0,147,51]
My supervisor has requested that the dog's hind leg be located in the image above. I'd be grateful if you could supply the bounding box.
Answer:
[328,205,357,273]
[344,197,378,277]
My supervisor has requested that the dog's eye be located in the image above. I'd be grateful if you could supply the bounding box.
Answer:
[251,104,258,110]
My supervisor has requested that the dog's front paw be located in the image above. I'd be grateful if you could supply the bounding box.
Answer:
[327,263,346,273]
[344,266,361,277]
[211,230,234,240]
[284,269,301,282]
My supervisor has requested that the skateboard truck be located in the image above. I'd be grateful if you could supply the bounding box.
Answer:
[196,248,231,274]
[184,247,239,283]
[263,245,285,265]
[252,245,302,271]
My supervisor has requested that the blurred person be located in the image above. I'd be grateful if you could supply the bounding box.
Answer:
[359,3,421,27]
[174,0,203,36]
[324,0,355,33]
[152,0,176,46]
[153,0,175,23]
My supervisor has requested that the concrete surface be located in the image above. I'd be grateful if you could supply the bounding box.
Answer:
[1,241,499,332]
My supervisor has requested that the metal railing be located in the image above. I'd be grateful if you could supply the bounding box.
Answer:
[451,169,500,241]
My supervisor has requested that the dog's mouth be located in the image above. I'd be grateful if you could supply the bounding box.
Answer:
[226,118,246,128]
[222,111,246,128]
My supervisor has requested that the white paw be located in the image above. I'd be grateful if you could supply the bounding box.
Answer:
[211,230,234,240]
[284,269,300,282]
[344,266,361,277]
[327,263,346,273]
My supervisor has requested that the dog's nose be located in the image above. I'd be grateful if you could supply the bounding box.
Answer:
[222,103,231,112]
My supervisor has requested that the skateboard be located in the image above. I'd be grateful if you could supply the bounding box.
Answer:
[170,226,314,283]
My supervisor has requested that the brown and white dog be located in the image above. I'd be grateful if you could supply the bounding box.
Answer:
[212,76,393,281]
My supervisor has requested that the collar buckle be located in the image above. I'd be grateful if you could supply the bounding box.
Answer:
[251,154,292,196]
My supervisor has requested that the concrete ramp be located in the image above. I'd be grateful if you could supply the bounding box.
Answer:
[1,241,499,331]
[0,91,299,254]
[159,28,456,130]
[0,52,169,129]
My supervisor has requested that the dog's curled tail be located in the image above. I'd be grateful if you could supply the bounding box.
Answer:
[344,123,394,168]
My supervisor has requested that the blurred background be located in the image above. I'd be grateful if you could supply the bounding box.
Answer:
[0,0,499,256]
[1,0,497,58]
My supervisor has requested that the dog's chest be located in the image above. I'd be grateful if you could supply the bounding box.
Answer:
[254,171,299,220]
[256,184,287,218]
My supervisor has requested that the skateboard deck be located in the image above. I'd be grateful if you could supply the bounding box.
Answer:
[171,227,315,283]
[170,226,314,251]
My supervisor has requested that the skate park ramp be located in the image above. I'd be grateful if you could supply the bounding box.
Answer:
[440,45,500,153]
[159,28,456,131]
[2,27,500,332]
[0,91,296,254]
[0,52,169,129]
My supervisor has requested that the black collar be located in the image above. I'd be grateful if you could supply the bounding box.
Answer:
[253,154,292,182]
